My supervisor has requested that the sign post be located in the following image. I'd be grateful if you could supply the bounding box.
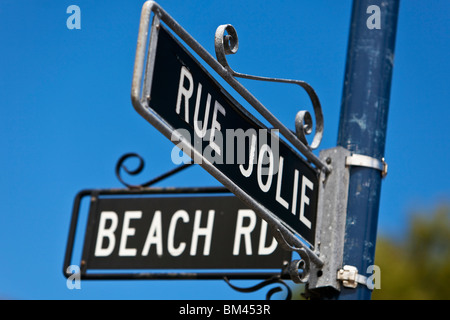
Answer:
[334,0,400,299]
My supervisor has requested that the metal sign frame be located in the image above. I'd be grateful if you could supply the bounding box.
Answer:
[130,1,326,270]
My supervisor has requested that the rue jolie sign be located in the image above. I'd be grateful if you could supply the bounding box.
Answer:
[131,17,319,245]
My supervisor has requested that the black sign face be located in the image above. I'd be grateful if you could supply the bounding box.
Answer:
[80,191,290,271]
[140,23,319,244]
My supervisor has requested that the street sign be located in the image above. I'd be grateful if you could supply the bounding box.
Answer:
[64,188,291,279]
[132,19,319,244]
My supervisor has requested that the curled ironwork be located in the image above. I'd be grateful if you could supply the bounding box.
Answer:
[271,228,312,284]
[115,153,193,189]
[214,24,324,150]
[224,276,292,300]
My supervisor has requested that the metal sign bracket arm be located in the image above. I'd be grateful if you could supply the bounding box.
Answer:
[115,152,193,189]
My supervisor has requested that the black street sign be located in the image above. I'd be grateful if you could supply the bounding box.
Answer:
[64,188,291,279]
[133,20,319,244]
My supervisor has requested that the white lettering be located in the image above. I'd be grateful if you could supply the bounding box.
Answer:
[258,220,278,255]
[257,144,274,192]
[175,66,194,123]
[142,210,163,256]
[190,210,215,256]
[203,128,224,164]
[168,210,189,256]
[193,83,211,138]
[291,169,299,215]
[233,209,256,255]
[299,176,313,229]
[275,156,289,209]
[209,101,226,155]
[119,211,142,256]
[94,211,118,257]
[238,132,257,177]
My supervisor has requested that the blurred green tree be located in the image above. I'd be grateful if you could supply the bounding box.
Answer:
[373,204,450,299]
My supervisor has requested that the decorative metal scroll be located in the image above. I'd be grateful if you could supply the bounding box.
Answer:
[224,276,292,300]
[115,152,193,188]
[214,24,324,151]
[274,229,311,284]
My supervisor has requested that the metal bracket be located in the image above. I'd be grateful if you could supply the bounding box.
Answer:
[269,225,323,285]
[272,229,311,284]
[337,265,369,289]
[307,149,383,293]
[345,153,388,178]
[307,147,351,292]
[115,153,193,189]
[215,24,325,152]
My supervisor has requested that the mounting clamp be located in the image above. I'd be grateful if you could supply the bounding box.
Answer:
[337,265,370,289]
[345,153,388,178]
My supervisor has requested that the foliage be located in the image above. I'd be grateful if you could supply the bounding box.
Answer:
[372,205,450,300]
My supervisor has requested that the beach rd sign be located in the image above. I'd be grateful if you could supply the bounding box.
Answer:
[80,193,290,271]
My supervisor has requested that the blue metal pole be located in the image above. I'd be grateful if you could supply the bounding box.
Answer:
[336,0,400,299]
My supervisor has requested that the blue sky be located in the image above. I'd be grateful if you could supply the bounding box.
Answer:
[0,0,448,299]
